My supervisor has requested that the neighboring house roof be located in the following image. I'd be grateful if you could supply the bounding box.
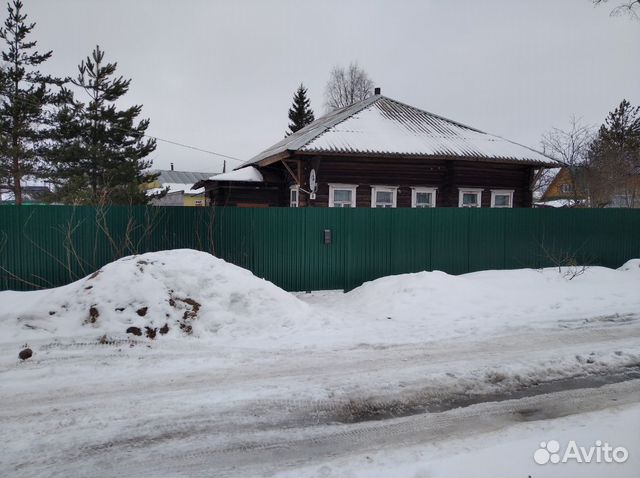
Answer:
[155,170,214,184]
[534,199,585,208]
[192,166,264,189]
[147,169,215,196]
[540,167,588,202]
[533,167,561,201]
[0,179,52,202]
[241,94,555,168]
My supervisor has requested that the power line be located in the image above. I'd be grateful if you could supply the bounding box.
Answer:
[142,134,244,162]
[6,94,246,163]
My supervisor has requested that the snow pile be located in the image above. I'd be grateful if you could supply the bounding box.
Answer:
[618,258,640,271]
[0,249,308,343]
[334,260,640,341]
[1,250,640,347]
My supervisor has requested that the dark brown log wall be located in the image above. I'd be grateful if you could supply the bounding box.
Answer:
[207,183,286,207]
[305,156,533,208]
[204,155,536,208]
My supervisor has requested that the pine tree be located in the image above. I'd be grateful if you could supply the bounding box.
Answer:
[50,46,157,204]
[286,83,314,136]
[587,99,640,207]
[0,0,61,205]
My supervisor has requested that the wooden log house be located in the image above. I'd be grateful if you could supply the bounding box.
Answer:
[195,90,556,208]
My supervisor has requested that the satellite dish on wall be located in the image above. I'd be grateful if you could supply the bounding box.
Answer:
[309,169,317,193]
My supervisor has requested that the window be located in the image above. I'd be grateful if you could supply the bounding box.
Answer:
[560,183,573,194]
[411,187,437,208]
[490,189,514,208]
[289,186,299,207]
[328,184,357,208]
[371,186,397,208]
[458,189,482,208]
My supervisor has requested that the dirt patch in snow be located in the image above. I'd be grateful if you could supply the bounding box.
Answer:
[332,364,640,424]
[18,347,32,361]
[87,307,99,324]
[126,327,142,336]
[172,297,201,335]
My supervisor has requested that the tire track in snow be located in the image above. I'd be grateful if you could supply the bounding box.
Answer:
[2,319,639,475]
[44,380,640,478]
[2,320,639,411]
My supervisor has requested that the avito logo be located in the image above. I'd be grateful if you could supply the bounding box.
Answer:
[534,440,629,465]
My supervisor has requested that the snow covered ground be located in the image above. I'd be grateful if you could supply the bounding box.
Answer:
[1,249,639,477]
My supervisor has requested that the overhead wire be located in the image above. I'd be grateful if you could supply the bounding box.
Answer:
[4,93,245,163]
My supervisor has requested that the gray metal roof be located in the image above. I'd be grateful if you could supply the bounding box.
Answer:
[240,95,555,167]
[154,170,215,184]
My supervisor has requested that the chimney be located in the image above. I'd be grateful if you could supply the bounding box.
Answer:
[374,87,381,95]
[170,162,174,171]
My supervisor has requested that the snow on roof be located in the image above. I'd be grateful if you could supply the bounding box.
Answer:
[241,95,556,167]
[0,177,52,202]
[154,170,214,184]
[146,183,204,196]
[207,166,264,182]
[534,199,584,208]
[147,169,216,196]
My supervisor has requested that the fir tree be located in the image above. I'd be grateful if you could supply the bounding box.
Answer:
[50,46,157,204]
[587,99,640,207]
[0,0,61,205]
[286,83,314,136]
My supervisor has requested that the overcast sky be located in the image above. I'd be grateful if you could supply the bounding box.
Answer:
[23,0,640,173]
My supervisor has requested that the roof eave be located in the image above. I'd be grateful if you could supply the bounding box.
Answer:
[294,150,557,167]
[253,150,294,167]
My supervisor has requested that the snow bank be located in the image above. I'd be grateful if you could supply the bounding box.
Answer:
[618,258,640,271]
[334,261,640,341]
[1,251,639,347]
[0,249,308,343]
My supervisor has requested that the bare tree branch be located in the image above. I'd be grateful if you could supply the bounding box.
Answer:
[324,62,375,111]
[540,117,593,205]
[593,0,640,18]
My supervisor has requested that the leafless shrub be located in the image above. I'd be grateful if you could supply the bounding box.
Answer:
[539,116,593,205]
[593,0,640,18]
[539,239,591,280]
[324,61,374,111]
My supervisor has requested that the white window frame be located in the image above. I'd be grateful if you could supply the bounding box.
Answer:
[289,185,299,208]
[490,189,514,208]
[411,187,437,208]
[328,183,358,208]
[458,188,483,208]
[370,185,398,208]
[560,183,573,194]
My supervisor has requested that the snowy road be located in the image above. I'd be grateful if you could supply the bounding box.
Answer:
[2,317,639,477]
[2,253,640,476]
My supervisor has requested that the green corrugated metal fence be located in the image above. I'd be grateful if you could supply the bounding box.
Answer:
[1,205,639,291]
